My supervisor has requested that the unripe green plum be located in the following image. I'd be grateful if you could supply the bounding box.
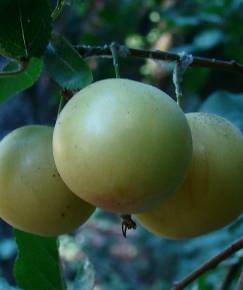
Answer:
[53,78,192,213]
[0,126,95,236]
[136,113,243,239]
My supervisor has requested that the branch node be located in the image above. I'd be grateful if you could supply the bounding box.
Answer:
[118,45,130,57]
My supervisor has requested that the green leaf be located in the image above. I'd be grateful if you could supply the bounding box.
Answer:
[0,0,52,59]
[44,33,93,90]
[14,230,66,290]
[199,91,243,131]
[0,58,43,102]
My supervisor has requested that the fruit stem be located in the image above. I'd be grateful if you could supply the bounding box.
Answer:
[110,42,121,78]
[57,93,65,116]
[121,214,136,238]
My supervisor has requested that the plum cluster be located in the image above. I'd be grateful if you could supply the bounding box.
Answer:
[0,79,242,239]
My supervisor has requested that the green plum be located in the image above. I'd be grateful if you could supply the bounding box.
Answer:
[136,113,243,239]
[0,126,95,236]
[53,78,192,213]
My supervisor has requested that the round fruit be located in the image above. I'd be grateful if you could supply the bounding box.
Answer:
[136,113,243,239]
[53,78,192,213]
[0,126,95,236]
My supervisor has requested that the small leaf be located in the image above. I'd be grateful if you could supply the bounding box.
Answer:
[199,91,243,131]
[14,229,66,290]
[0,0,52,59]
[0,58,43,102]
[45,33,93,90]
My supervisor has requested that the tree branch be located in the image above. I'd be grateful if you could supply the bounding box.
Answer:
[75,44,243,74]
[219,261,241,290]
[236,268,243,290]
[172,236,243,290]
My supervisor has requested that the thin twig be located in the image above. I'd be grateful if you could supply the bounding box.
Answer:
[219,261,241,290]
[76,44,243,74]
[236,268,243,290]
[172,236,243,290]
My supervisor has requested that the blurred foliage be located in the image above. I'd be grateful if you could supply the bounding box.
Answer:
[58,212,243,290]
[1,0,243,289]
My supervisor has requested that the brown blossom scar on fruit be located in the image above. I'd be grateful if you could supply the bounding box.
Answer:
[121,214,137,238]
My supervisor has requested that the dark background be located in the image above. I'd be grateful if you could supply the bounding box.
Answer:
[0,1,243,289]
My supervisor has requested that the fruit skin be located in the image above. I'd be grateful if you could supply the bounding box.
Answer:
[53,78,192,213]
[0,126,95,236]
[136,113,243,239]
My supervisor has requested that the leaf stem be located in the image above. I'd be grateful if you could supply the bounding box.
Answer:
[52,0,66,21]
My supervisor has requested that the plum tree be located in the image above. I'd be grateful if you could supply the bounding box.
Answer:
[0,126,95,236]
[136,113,243,239]
[53,78,192,214]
